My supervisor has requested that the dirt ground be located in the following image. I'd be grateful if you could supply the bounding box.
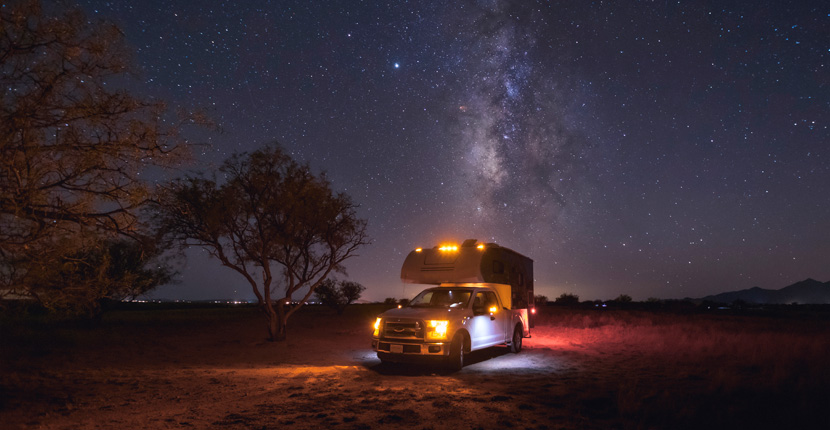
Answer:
[2,304,829,429]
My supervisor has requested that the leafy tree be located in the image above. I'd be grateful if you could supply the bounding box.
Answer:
[614,294,633,303]
[314,279,365,314]
[554,292,580,305]
[1,1,193,310]
[24,236,176,317]
[157,144,369,341]
[534,294,548,305]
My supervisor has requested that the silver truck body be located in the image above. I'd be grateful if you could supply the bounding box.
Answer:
[372,239,533,368]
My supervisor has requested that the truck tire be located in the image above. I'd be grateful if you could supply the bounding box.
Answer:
[510,325,523,353]
[446,333,465,371]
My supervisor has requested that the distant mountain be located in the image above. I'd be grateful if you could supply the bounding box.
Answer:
[701,278,830,304]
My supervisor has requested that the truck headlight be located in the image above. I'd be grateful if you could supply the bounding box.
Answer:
[426,320,449,340]
[373,317,382,337]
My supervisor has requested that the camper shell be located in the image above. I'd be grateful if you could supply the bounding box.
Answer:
[400,238,534,313]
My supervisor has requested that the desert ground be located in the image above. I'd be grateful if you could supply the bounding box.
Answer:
[2,303,829,429]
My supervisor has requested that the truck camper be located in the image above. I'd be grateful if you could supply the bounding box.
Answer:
[372,239,534,370]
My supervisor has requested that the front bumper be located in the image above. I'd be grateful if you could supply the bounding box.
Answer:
[372,338,448,357]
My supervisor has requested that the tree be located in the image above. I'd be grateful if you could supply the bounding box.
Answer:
[314,279,366,314]
[614,294,633,303]
[157,144,369,341]
[554,292,580,305]
[24,236,176,317]
[1,1,192,309]
[534,294,548,305]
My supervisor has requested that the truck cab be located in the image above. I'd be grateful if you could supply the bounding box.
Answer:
[372,239,533,370]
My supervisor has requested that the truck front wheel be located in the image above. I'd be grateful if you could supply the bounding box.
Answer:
[446,333,465,371]
[510,325,523,353]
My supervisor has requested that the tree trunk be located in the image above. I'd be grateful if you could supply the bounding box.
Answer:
[263,302,287,341]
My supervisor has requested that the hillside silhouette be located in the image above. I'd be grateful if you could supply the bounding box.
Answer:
[701,278,830,304]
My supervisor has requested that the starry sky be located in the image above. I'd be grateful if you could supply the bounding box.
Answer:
[77,0,828,302]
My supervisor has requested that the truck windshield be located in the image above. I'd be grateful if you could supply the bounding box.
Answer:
[408,289,472,308]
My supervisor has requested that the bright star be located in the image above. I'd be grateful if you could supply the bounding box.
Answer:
[394,62,400,68]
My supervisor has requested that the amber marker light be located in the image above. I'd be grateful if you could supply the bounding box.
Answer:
[373,317,381,337]
[415,247,422,252]
[476,243,485,250]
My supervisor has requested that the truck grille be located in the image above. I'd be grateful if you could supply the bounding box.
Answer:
[381,319,423,340]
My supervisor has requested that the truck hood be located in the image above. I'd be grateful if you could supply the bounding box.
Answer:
[379,306,464,320]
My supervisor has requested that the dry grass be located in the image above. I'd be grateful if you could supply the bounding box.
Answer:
[532,307,830,428]
[2,304,829,429]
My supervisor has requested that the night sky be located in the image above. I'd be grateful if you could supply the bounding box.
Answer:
[77,0,828,302]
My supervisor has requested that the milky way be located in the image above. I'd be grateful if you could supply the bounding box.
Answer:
[77,0,828,301]
[446,2,588,247]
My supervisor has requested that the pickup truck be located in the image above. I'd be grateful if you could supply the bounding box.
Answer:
[372,239,533,370]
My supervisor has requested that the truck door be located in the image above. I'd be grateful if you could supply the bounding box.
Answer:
[469,291,508,349]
